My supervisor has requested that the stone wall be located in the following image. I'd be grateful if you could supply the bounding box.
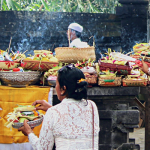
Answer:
[0,0,148,61]
[116,0,149,53]
[0,11,121,60]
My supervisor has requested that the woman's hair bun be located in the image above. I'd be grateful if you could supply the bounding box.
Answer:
[58,67,88,100]
[77,80,88,87]
[75,81,88,93]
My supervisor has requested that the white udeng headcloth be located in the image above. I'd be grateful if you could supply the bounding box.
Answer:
[68,23,83,33]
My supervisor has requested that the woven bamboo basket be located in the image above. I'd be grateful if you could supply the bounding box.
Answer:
[22,60,58,72]
[122,78,147,86]
[98,61,132,75]
[84,73,98,85]
[143,57,150,63]
[148,76,150,84]
[98,76,121,87]
[55,46,96,63]
[133,43,149,52]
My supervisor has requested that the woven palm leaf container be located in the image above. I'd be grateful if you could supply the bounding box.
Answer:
[133,43,149,52]
[143,57,150,63]
[148,76,150,84]
[84,73,98,85]
[122,78,147,86]
[98,76,121,87]
[55,46,96,63]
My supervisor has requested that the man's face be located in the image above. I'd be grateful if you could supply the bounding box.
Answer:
[67,29,76,41]
[67,29,71,40]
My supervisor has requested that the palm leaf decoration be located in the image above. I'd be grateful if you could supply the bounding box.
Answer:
[0,0,121,13]
[6,0,18,10]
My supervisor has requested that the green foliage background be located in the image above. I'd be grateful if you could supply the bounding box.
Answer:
[0,0,121,13]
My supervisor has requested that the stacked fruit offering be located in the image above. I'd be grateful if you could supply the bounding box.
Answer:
[24,50,58,62]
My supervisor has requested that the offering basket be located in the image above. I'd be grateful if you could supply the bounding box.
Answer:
[98,76,121,87]
[55,46,96,63]
[22,60,58,72]
[98,61,132,75]
[122,78,147,87]
[84,73,98,85]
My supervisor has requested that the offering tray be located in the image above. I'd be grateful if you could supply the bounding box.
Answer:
[12,116,43,129]
[47,80,56,87]
[0,71,41,87]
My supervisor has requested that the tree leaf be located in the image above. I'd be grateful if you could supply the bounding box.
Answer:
[41,0,49,11]
[6,0,17,10]
[13,1,22,10]
[1,0,119,13]
[2,0,9,10]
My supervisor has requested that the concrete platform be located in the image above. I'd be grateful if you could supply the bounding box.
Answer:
[129,128,145,150]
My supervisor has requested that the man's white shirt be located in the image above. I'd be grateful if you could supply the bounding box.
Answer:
[70,38,89,48]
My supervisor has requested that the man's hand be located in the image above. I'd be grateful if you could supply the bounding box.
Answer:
[32,100,52,112]
[140,60,149,74]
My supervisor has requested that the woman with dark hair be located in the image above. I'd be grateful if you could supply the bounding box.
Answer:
[18,64,100,150]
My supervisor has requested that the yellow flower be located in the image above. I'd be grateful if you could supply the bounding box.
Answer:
[78,78,86,83]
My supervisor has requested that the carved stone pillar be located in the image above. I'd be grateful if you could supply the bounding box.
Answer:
[116,0,149,53]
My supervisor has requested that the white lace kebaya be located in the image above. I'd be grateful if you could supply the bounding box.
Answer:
[28,98,100,150]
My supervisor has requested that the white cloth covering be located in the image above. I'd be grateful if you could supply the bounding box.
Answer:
[70,38,89,48]
[0,142,33,150]
[28,98,100,150]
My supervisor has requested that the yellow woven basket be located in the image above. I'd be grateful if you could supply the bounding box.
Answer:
[34,50,52,55]
[98,76,121,87]
[55,46,96,63]
[133,43,149,52]
[122,78,147,86]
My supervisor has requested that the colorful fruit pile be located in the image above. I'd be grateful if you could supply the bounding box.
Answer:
[24,50,58,62]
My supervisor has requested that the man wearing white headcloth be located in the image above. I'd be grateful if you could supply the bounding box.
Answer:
[67,22,89,48]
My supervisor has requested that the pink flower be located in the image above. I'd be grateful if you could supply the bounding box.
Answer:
[113,60,116,64]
